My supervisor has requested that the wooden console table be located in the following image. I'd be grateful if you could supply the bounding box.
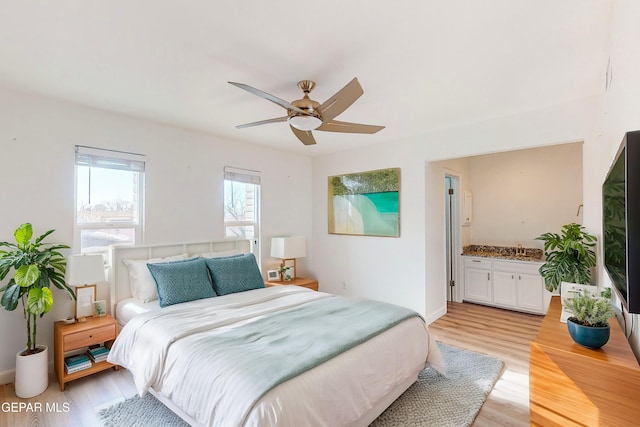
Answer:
[530,296,640,426]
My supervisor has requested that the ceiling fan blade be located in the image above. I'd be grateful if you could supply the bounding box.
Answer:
[236,116,288,129]
[317,78,364,122]
[317,120,385,134]
[228,81,307,115]
[290,125,317,145]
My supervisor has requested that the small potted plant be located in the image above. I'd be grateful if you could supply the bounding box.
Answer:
[564,290,615,349]
[278,265,291,281]
[0,223,74,397]
[535,223,597,292]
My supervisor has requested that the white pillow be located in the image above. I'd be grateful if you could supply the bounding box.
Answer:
[196,250,243,259]
[122,253,188,302]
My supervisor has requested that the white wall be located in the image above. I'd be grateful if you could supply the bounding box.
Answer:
[426,157,472,304]
[467,143,583,247]
[313,97,597,324]
[311,142,428,317]
[0,88,312,378]
[435,157,472,248]
[598,0,640,360]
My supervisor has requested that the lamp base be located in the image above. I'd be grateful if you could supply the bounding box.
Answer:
[280,258,297,280]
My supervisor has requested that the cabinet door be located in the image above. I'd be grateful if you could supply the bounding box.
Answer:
[493,271,517,307]
[517,273,544,313]
[464,268,492,303]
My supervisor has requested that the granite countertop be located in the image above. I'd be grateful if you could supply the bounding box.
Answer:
[461,245,544,262]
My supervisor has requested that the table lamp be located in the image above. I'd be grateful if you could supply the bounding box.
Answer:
[270,236,306,280]
[66,254,105,323]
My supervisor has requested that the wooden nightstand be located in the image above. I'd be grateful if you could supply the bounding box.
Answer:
[266,277,319,291]
[54,314,119,391]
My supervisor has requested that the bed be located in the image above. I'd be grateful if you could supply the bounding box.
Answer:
[106,239,445,427]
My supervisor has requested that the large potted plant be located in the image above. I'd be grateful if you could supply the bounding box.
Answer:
[0,223,74,398]
[535,223,597,292]
[565,290,616,349]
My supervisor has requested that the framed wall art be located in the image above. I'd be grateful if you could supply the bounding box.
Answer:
[328,167,400,237]
[75,284,96,320]
[267,269,279,281]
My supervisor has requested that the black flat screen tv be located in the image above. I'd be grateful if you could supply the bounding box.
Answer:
[603,130,640,313]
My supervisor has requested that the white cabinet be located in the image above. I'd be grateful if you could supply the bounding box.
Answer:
[463,191,473,225]
[464,259,492,303]
[492,270,517,307]
[463,257,548,314]
[493,260,544,313]
[517,273,545,312]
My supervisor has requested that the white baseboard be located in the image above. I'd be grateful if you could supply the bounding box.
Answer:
[0,361,54,386]
[0,369,14,386]
[425,306,447,325]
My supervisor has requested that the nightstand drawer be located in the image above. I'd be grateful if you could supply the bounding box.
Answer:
[63,324,116,350]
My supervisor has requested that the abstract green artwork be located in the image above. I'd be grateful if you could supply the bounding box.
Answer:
[328,168,400,237]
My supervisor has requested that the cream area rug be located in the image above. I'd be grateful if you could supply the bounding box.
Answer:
[98,342,504,427]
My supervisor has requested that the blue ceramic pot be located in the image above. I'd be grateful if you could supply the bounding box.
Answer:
[567,318,610,349]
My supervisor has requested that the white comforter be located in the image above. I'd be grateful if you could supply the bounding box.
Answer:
[109,286,444,427]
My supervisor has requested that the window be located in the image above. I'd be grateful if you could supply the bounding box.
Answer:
[224,167,260,255]
[75,146,145,252]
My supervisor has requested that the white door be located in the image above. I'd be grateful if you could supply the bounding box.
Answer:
[517,273,544,313]
[493,270,517,307]
[464,268,492,303]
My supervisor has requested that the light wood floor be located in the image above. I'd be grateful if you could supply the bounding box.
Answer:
[429,302,544,426]
[0,302,543,426]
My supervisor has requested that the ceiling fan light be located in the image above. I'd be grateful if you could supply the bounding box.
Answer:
[289,115,322,131]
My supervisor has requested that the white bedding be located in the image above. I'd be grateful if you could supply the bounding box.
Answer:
[109,286,444,427]
[115,297,161,327]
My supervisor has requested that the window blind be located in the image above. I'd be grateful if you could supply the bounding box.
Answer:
[75,146,145,172]
[224,166,260,185]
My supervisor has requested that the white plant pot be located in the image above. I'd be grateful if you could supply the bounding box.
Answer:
[15,345,48,398]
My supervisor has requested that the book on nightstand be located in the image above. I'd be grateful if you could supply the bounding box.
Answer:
[64,354,92,374]
[87,346,110,362]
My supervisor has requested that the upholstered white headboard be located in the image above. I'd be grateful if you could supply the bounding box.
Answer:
[107,239,252,316]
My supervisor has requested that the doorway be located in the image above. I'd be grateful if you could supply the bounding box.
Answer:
[444,173,461,302]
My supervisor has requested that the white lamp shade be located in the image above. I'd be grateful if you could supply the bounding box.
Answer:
[66,254,105,286]
[271,236,307,259]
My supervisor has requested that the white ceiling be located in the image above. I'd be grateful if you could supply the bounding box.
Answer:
[0,1,613,156]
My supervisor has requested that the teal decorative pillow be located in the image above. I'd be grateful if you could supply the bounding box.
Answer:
[205,253,265,296]
[147,257,215,307]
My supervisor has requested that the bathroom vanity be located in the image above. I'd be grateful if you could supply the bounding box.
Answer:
[462,245,550,315]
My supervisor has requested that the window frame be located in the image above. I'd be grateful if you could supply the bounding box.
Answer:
[74,145,145,253]
[223,166,261,261]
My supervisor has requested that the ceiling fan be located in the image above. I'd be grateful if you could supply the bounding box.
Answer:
[228,78,385,146]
